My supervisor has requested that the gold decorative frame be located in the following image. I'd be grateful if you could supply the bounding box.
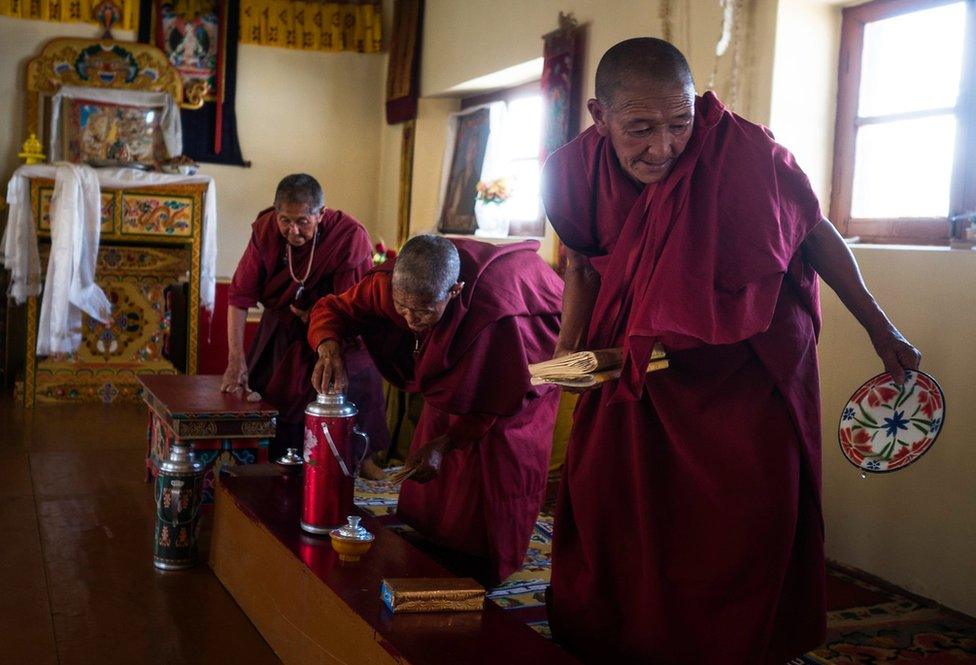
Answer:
[23,36,206,156]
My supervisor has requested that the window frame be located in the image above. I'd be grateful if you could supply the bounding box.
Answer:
[461,81,546,237]
[829,0,976,245]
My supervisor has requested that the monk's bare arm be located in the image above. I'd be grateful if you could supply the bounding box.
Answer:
[221,306,249,393]
[802,219,921,383]
[308,276,383,393]
[556,248,601,358]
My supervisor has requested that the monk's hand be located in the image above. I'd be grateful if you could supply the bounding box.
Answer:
[312,340,348,394]
[221,356,249,394]
[404,435,451,484]
[289,304,310,324]
[868,322,921,385]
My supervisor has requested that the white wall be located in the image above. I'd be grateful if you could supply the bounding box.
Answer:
[0,16,387,279]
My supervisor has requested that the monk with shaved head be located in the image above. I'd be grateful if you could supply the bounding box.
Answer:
[222,174,389,462]
[308,235,563,585]
[542,37,921,663]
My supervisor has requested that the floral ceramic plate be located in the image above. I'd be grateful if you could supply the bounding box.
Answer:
[839,370,945,473]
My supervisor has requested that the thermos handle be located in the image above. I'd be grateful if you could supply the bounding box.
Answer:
[321,422,369,478]
[352,426,370,472]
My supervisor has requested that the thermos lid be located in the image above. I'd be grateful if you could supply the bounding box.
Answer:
[276,448,303,467]
[306,391,358,417]
[330,515,375,543]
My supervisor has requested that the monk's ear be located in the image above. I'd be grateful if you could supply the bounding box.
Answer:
[449,281,464,299]
[587,98,610,137]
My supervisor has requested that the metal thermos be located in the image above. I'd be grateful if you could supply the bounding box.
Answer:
[153,443,204,570]
[301,392,369,534]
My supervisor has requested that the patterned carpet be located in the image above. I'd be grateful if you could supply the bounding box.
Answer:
[354,475,976,661]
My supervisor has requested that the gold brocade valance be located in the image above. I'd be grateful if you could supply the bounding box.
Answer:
[240,0,382,52]
[0,0,137,31]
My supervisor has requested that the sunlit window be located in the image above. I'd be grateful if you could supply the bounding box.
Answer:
[851,2,965,218]
[830,0,976,244]
[500,95,544,227]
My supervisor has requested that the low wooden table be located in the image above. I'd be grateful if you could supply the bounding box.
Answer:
[211,468,579,664]
[139,374,278,503]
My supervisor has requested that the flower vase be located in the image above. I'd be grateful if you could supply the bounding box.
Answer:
[474,200,510,237]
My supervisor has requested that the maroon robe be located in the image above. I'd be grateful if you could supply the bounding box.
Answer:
[228,206,389,459]
[308,239,563,584]
[541,92,826,663]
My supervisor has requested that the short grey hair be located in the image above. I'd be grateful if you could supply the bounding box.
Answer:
[392,235,461,302]
[274,173,324,211]
[595,37,695,107]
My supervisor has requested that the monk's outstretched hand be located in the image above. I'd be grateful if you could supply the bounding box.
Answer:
[869,323,921,385]
[312,340,348,394]
[404,435,450,484]
[221,357,249,394]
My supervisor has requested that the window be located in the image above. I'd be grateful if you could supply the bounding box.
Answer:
[830,0,976,244]
[461,82,546,237]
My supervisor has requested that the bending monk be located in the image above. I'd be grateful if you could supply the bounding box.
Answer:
[308,235,563,585]
[541,38,921,663]
[222,173,389,461]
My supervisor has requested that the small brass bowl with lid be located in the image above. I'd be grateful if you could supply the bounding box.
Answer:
[329,515,375,562]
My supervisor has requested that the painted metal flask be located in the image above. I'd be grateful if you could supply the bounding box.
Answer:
[153,443,204,570]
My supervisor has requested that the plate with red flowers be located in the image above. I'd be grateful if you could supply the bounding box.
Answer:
[839,370,945,473]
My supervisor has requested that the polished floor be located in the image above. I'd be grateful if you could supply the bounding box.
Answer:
[0,396,280,665]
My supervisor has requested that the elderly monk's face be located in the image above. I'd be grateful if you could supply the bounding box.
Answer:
[275,201,323,247]
[588,79,696,185]
[392,283,463,334]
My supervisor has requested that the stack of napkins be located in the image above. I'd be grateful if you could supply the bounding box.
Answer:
[528,345,668,388]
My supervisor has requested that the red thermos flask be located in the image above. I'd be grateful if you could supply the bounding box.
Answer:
[301,392,369,534]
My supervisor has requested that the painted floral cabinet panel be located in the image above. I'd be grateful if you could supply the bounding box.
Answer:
[36,184,115,233]
[121,192,194,237]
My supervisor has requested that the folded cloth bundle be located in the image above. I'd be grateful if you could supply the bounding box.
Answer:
[528,345,668,388]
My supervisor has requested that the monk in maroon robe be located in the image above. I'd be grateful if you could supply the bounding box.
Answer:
[222,173,389,461]
[307,235,563,584]
[541,39,921,663]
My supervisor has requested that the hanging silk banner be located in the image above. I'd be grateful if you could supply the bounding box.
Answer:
[0,0,137,30]
[385,0,422,124]
[239,0,381,53]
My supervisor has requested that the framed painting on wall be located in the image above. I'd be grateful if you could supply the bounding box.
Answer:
[437,107,490,234]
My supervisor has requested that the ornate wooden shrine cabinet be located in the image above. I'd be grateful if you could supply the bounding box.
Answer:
[6,35,211,406]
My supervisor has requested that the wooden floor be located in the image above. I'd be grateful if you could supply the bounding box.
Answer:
[0,396,280,665]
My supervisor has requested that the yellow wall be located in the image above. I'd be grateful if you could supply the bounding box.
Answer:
[405,0,779,261]
[769,0,840,203]
[819,247,976,617]
[0,16,387,278]
[768,0,976,616]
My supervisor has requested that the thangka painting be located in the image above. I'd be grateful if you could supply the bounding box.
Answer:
[155,0,221,96]
[140,0,248,165]
[437,107,490,235]
[63,97,167,165]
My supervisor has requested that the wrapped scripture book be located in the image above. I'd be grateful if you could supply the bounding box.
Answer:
[528,345,668,388]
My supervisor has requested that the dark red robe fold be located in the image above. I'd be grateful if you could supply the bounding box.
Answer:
[228,206,389,458]
[541,92,826,663]
[308,239,563,583]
